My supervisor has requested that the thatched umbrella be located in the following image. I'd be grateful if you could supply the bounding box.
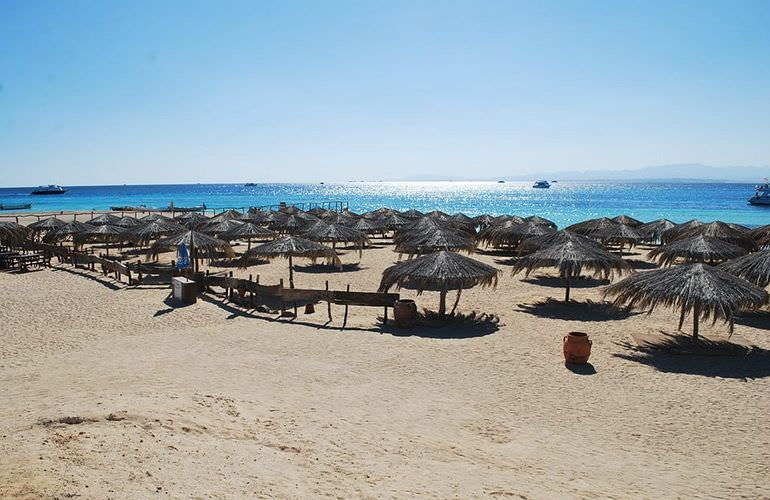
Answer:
[148,230,234,272]
[517,230,599,255]
[379,250,500,317]
[603,263,768,338]
[341,208,362,219]
[239,235,340,288]
[307,207,329,217]
[378,213,411,230]
[177,211,211,222]
[87,213,121,226]
[221,222,276,250]
[140,214,174,223]
[592,223,645,253]
[661,219,703,244]
[301,221,369,249]
[485,221,555,249]
[210,209,243,222]
[565,217,618,236]
[452,213,475,225]
[395,226,476,255]
[473,214,495,229]
[352,218,385,235]
[649,235,747,266]
[128,220,185,244]
[114,216,142,229]
[523,215,557,229]
[750,224,770,248]
[176,213,211,229]
[674,221,756,251]
[27,217,66,235]
[270,214,310,234]
[719,250,770,288]
[201,219,244,236]
[611,215,643,227]
[639,219,676,243]
[74,224,127,255]
[44,221,96,245]
[0,222,29,246]
[399,208,424,219]
[512,237,631,302]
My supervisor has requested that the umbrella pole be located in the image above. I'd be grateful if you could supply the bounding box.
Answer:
[678,305,686,331]
[692,303,700,339]
[289,255,294,289]
[564,276,571,303]
[438,289,447,317]
[449,289,462,316]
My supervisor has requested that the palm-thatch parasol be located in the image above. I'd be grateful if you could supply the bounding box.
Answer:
[176,213,211,229]
[239,235,340,288]
[750,224,770,248]
[473,214,495,229]
[301,221,369,249]
[27,217,66,235]
[221,222,276,250]
[399,208,424,219]
[611,215,643,227]
[87,213,121,226]
[201,219,244,236]
[592,223,645,253]
[517,230,599,255]
[523,215,557,229]
[352,218,385,234]
[341,208,362,219]
[140,214,174,223]
[0,222,29,246]
[673,221,756,251]
[661,219,703,244]
[307,207,330,217]
[452,213,475,225]
[565,217,619,236]
[512,237,631,302]
[74,225,127,255]
[114,216,143,229]
[639,219,676,243]
[210,209,243,222]
[485,221,555,248]
[148,230,234,272]
[128,220,186,244]
[718,250,770,288]
[270,214,310,234]
[395,226,476,255]
[377,213,411,230]
[44,221,96,245]
[603,263,768,337]
[649,235,747,266]
[379,250,500,317]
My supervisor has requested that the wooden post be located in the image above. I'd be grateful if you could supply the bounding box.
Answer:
[229,271,234,300]
[326,281,332,322]
[692,303,700,339]
[249,274,254,307]
[137,260,142,283]
[279,279,286,314]
[342,284,350,330]
[383,306,388,325]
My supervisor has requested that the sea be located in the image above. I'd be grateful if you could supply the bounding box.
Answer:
[1,181,769,229]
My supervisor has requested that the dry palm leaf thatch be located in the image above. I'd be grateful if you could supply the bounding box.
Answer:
[611,215,644,227]
[379,250,500,317]
[140,214,174,223]
[517,229,598,255]
[750,224,770,247]
[399,208,424,219]
[565,217,618,236]
[44,221,96,243]
[523,215,557,229]
[27,217,66,233]
[239,235,340,287]
[397,216,476,243]
[473,214,495,229]
[301,221,370,249]
[661,219,703,243]
[352,218,386,234]
[175,212,210,227]
[114,216,142,228]
[395,226,476,255]
[452,213,475,225]
[148,230,234,272]
[128,221,186,242]
[176,211,210,221]
[270,214,310,234]
[363,207,396,220]
[86,213,121,226]
[512,237,631,302]
[494,215,526,225]
[425,210,451,221]
[210,209,243,222]
[719,250,770,288]
[377,213,411,230]
[673,221,756,251]
[603,263,768,337]
[486,221,555,248]
[0,221,30,246]
[649,235,747,266]
[200,219,244,235]
[279,205,301,215]
[341,208,362,218]
[307,207,330,216]
[639,219,676,243]
[592,223,645,251]
[221,222,276,246]
[74,225,128,255]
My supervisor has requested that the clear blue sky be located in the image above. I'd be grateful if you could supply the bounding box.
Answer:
[1,0,769,186]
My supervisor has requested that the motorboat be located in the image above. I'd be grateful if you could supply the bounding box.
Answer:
[748,181,770,205]
[31,185,67,195]
[0,203,32,210]
[532,180,551,189]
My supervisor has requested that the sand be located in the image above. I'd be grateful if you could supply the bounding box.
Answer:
[2,223,770,498]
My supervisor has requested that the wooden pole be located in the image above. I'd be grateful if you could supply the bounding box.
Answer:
[342,284,350,329]
[564,276,571,303]
[438,289,447,317]
[288,255,294,289]
[326,280,332,322]
[678,305,686,331]
[692,303,700,339]
[449,289,462,316]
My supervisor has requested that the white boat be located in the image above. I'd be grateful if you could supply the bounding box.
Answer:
[748,181,770,205]
[532,180,551,189]
[31,184,67,195]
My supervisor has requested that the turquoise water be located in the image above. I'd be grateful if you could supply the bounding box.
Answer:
[1,182,769,228]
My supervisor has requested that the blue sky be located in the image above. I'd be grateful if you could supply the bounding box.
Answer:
[1,0,769,186]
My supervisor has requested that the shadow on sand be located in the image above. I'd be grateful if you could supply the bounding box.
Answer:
[294,262,364,274]
[153,295,196,317]
[522,276,609,288]
[613,333,770,379]
[516,298,637,321]
[734,311,770,330]
[566,362,597,375]
[51,266,122,290]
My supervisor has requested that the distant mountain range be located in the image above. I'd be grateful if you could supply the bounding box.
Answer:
[398,164,770,183]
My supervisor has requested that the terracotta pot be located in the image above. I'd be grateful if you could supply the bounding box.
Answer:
[563,332,592,364]
[394,299,417,327]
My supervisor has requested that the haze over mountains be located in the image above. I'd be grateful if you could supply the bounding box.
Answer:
[399,164,770,183]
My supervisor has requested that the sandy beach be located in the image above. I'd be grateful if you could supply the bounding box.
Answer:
[2,228,769,498]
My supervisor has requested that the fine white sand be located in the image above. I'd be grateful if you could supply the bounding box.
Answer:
[1,239,770,498]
